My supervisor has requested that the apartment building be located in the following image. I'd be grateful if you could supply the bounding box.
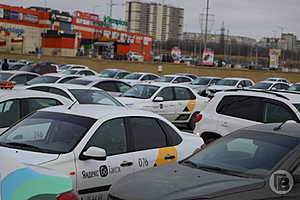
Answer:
[126,1,183,41]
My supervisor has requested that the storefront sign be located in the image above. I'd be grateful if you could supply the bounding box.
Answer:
[51,14,72,23]
[74,10,99,22]
[10,11,23,21]
[0,8,4,19]
[0,26,25,36]
[23,14,39,23]
[103,16,128,26]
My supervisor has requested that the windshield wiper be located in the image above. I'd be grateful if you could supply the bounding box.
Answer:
[4,142,43,151]
[181,160,199,168]
[196,164,252,178]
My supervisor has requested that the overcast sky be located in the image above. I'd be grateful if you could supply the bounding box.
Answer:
[2,0,300,40]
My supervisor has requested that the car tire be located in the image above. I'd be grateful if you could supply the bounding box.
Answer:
[187,112,199,130]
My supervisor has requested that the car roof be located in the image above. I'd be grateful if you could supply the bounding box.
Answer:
[0,88,72,100]
[196,76,222,79]
[40,104,161,120]
[41,73,79,78]
[255,81,277,84]
[218,89,300,103]
[138,82,192,88]
[242,122,300,139]
[75,76,114,81]
[0,71,39,76]
[27,83,102,90]
[102,69,128,72]
[223,77,252,81]
[164,75,191,79]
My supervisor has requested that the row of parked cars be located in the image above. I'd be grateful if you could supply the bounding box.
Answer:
[1,59,300,199]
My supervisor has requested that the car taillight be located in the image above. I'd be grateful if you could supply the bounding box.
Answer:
[195,114,203,122]
[57,191,78,200]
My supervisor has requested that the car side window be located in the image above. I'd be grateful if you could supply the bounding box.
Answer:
[85,118,127,156]
[48,88,72,100]
[141,75,150,81]
[156,87,175,101]
[245,80,253,87]
[158,120,182,146]
[22,98,62,117]
[180,77,192,83]
[0,100,21,128]
[28,86,49,92]
[80,71,94,76]
[115,82,131,93]
[211,79,220,85]
[26,74,38,81]
[10,75,27,84]
[263,102,298,123]
[280,84,289,90]
[272,84,281,90]
[217,96,264,122]
[116,72,129,79]
[58,77,77,83]
[95,82,118,92]
[149,75,159,80]
[174,87,196,100]
[129,117,167,151]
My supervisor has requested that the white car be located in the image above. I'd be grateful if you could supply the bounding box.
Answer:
[0,104,203,200]
[250,81,290,91]
[154,75,193,84]
[265,77,291,84]
[58,64,89,73]
[206,77,254,97]
[0,150,77,199]
[0,71,40,86]
[188,76,222,96]
[25,73,81,85]
[128,52,144,61]
[120,72,160,86]
[63,69,97,76]
[194,89,300,144]
[65,76,132,97]
[0,88,72,133]
[26,83,125,106]
[99,69,130,79]
[118,83,210,129]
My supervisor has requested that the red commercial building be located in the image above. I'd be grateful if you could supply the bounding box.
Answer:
[0,4,153,60]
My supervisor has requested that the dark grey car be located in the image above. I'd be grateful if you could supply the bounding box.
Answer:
[109,123,300,200]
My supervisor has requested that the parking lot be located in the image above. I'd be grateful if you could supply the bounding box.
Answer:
[1,56,300,199]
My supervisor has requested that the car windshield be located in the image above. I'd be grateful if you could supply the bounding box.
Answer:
[63,70,77,75]
[289,85,300,92]
[0,72,14,81]
[0,111,96,154]
[65,79,93,86]
[99,70,117,78]
[19,65,34,72]
[183,132,299,177]
[251,82,273,89]
[122,85,159,99]
[123,73,143,80]
[154,76,174,83]
[216,79,239,86]
[70,89,123,106]
[192,78,211,85]
[26,76,60,85]
[60,65,72,70]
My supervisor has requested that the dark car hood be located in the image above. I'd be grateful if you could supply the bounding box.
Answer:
[110,163,265,200]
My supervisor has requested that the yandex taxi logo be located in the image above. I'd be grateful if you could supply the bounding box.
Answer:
[155,147,178,166]
[0,81,16,89]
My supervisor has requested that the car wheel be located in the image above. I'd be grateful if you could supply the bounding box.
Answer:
[187,112,199,130]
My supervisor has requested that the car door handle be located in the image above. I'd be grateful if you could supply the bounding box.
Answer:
[221,122,229,127]
[164,155,176,160]
[120,161,133,167]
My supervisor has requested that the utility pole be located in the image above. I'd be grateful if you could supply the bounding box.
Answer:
[203,0,210,51]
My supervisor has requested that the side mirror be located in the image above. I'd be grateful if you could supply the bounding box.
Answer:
[237,85,243,88]
[80,147,107,161]
[153,96,164,102]
[271,87,277,91]
[173,80,179,84]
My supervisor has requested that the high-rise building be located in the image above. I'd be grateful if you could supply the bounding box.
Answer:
[126,1,184,41]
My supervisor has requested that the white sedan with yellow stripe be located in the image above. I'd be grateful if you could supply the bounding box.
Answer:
[0,104,203,200]
[118,83,210,129]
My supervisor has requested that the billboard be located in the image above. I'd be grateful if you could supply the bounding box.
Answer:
[171,47,181,61]
[74,10,99,22]
[269,49,281,69]
[23,14,39,23]
[202,50,214,66]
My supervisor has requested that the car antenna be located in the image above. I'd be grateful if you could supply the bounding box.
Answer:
[273,120,294,131]
[68,100,78,110]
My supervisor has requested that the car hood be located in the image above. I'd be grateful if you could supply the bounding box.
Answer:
[110,163,265,200]
[207,85,236,91]
[117,97,149,107]
[0,147,59,165]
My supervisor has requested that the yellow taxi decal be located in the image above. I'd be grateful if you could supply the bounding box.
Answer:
[185,100,196,112]
[154,146,178,166]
